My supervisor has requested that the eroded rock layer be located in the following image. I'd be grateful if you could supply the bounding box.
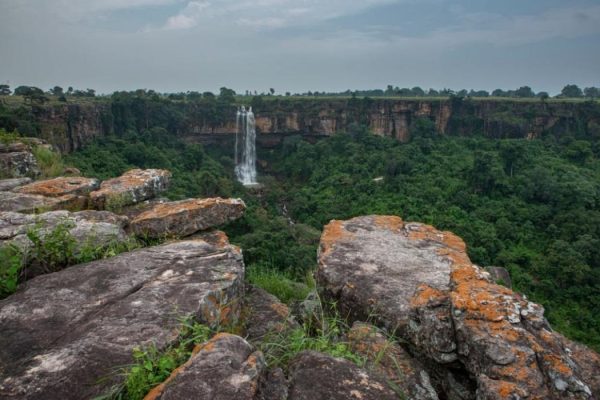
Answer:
[317,215,598,399]
[0,237,244,399]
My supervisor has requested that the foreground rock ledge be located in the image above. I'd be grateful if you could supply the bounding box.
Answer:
[0,237,244,399]
[130,197,246,238]
[317,215,598,399]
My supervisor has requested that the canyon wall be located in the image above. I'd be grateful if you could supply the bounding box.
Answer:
[11,98,600,153]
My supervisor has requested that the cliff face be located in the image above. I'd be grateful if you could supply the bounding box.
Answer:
[16,99,600,153]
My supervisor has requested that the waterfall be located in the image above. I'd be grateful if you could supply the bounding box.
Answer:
[234,106,257,185]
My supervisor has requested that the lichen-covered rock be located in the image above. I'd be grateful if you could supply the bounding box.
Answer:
[317,215,453,334]
[130,197,246,238]
[145,333,265,400]
[347,322,439,400]
[256,368,289,400]
[317,215,598,399]
[90,168,171,210]
[0,177,32,191]
[287,351,398,400]
[0,238,244,399]
[0,151,39,177]
[14,176,99,198]
[0,191,81,213]
[244,285,299,343]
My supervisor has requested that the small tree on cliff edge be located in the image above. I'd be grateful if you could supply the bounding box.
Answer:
[561,84,583,98]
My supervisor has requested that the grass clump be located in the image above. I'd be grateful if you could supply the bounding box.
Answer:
[0,245,24,298]
[258,309,365,370]
[100,319,213,400]
[0,127,21,144]
[31,145,65,178]
[246,263,313,304]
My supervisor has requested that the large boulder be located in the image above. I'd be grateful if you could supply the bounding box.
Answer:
[0,238,245,399]
[90,168,171,210]
[130,197,246,239]
[287,351,398,400]
[145,333,265,400]
[317,215,598,399]
[0,178,32,191]
[14,176,99,197]
[0,141,40,178]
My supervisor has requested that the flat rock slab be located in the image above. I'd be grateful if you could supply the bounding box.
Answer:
[0,191,81,213]
[90,168,171,210]
[14,176,99,197]
[0,239,245,399]
[130,197,246,238]
[0,178,32,191]
[317,215,455,331]
[145,333,265,400]
[287,351,398,400]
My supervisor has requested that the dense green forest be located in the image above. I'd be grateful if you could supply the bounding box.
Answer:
[60,113,600,351]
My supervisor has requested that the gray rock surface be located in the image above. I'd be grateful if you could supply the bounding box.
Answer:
[0,178,32,191]
[14,176,99,198]
[287,351,398,400]
[0,238,245,399]
[0,151,39,178]
[347,322,439,400]
[244,285,299,343]
[90,168,171,210]
[145,333,265,400]
[484,266,512,288]
[130,197,246,239]
[0,191,76,213]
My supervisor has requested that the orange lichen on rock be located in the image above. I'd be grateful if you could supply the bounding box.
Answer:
[320,219,353,256]
[373,215,404,233]
[270,302,290,318]
[135,198,221,221]
[407,223,466,253]
[410,284,448,308]
[15,177,98,197]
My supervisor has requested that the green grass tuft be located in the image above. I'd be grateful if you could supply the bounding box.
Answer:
[246,263,313,304]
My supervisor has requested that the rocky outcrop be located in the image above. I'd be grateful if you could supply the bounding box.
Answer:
[317,215,598,399]
[0,177,32,191]
[145,333,265,400]
[347,322,439,400]
[287,351,398,400]
[130,197,246,239]
[0,146,39,178]
[14,176,99,197]
[484,266,512,288]
[0,238,245,399]
[90,168,171,210]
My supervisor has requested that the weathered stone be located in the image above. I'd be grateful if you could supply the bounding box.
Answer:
[14,176,99,197]
[0,142,29,153]
[244,284,299,343]
[256,368,289,400]
[287,351,398,400]
[316,215,598,399]
[0,239,244,399]
[0,177,32,191]
[130,197,246,238]
[347,322,439,400]
[145,333,265,400]
[0,151,39,177]
[63,167,81,176]
[317,215,453,334]
[0,191,81,213]
[290,290,323,327]
[484,266,512,288]
[90,168,171,210]
[0,210,128,255]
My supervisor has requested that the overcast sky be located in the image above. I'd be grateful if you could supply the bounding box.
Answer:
[1,0,599,95]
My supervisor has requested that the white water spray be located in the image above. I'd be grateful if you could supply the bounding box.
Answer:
[235,106,257,185]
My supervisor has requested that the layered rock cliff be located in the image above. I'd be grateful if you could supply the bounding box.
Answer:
[7,98,600,153]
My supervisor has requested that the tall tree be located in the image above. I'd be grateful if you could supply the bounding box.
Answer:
[0,84,10,96]
[561,84,583,98]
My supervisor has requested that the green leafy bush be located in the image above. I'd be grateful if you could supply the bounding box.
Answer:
[0,245,23,298]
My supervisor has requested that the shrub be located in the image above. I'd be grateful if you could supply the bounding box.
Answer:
[31,145,64,178]
[0,245,24,298]
[246,263,312,304]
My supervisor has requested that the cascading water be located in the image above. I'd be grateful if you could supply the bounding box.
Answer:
[234,106,257,185]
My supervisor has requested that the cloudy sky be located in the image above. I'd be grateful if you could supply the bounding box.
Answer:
[1,0,599,95]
